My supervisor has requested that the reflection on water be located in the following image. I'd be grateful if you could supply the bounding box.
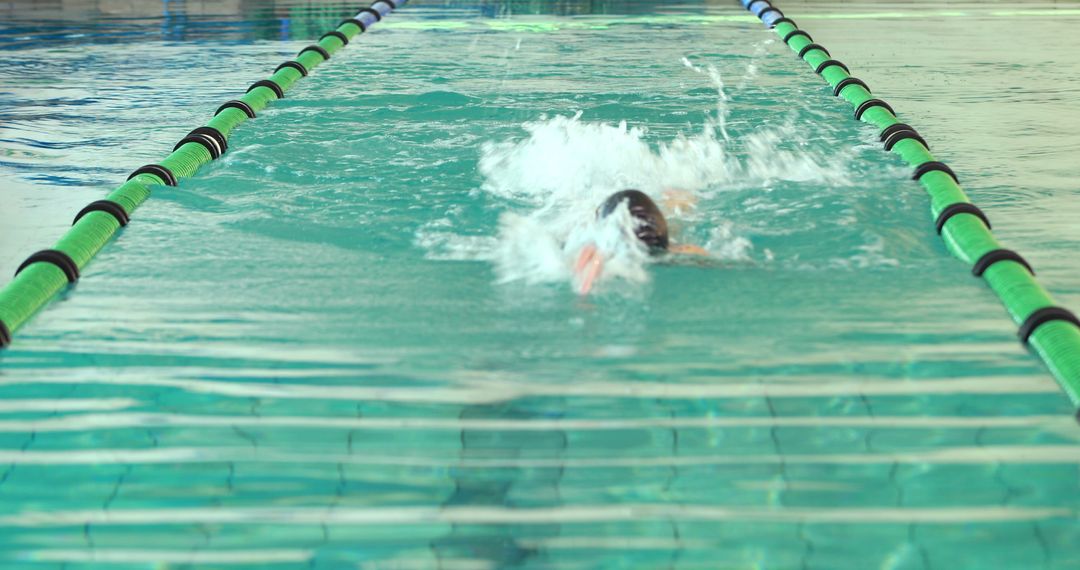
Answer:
[0,0,730,48]
[2,0,1080,568]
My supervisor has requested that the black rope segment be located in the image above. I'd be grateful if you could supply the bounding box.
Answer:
[298,45,331,62]
[247,79,285,99]
[854,99,895,121]
[275,61,308,77]
[760,7,784,21]
[814,59,849,75]
[884,129,929,152]
[797,43,830,59]
[772,17,796,28]
[321,30,349,46]
[128,164,178,187]
[73,200,129,227]
[0,318,10,348]
[359,7,382,21]
[934,202,991,234]
[340,17,365,32]
[834,77,870,97]
[378,0,398,8]
[879,123,916,142]
[913,161,959,184]
[189,127,227,153]
[16,250,79,283]
[746,0,770,13]
[173,133,221,159]
[972,249,1034,277]
[783,30,811,45]
[216,100,256,119]
[1019,307,1080,344]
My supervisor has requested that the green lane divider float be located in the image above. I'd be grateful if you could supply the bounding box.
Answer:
[739,0,1080,406]
[0,1,408,350]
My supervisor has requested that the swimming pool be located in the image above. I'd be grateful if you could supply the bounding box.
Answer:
[2,0,1080,567]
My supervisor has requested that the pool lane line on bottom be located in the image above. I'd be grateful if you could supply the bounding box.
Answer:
[738,0,1080,407]
[0,1,408,350]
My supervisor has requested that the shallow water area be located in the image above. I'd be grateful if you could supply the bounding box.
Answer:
[2,1,1080,568]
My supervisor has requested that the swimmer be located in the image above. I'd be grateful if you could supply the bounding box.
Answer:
[574,189,708,295]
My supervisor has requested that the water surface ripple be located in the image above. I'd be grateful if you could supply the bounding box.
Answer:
[1,1,1080,568]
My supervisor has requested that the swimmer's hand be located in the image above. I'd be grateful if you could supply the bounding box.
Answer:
[669,243,710,256]
[574,244,604,295]
[661,188,698,214]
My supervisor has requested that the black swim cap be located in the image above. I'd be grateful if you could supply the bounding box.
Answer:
[597,189,669,252]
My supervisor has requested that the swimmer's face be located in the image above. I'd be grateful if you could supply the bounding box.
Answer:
[630,206,668,252]
[597,190,669,253]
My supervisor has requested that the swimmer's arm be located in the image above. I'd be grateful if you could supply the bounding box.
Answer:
[574,244,603,295]
[669,243,710,256]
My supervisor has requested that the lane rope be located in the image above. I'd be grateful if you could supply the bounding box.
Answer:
[72,200,129,227]
[0,1,409,349]
[739,0,1080,406]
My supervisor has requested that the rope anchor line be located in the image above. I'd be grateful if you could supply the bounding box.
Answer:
[0,0,408,349]
[740,0,1080,406]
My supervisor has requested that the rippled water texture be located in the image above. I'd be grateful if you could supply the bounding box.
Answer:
[2,1,1080,568]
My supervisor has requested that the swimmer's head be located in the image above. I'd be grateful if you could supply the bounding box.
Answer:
[597,189,669,252]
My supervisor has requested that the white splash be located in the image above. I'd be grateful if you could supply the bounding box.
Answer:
[681,57,730,142]
[416,53,857,292]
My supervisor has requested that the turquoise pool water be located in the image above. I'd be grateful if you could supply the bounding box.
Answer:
[2,1,1080,568]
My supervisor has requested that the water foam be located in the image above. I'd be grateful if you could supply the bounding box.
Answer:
[416,57,857,292]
